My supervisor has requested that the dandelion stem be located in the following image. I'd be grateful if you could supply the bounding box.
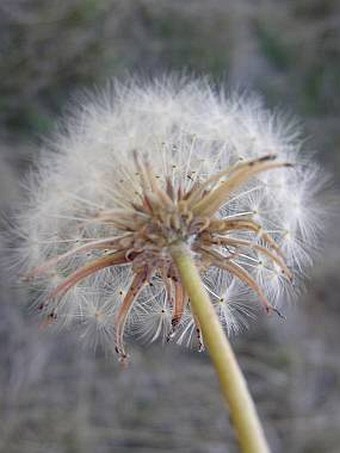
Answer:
[170,241,270,453]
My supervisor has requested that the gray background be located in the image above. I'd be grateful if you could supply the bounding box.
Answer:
[1,1,339,452]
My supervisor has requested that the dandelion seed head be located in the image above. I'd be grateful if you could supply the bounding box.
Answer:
[12,76,327,360]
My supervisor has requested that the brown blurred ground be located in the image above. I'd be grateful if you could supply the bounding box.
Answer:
[1,1,339,452]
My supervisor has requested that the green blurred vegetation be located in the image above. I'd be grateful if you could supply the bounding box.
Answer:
[0,0,339,180]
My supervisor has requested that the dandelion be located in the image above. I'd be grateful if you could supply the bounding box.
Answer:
[13,76,326,452]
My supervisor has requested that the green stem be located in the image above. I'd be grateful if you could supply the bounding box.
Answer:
[170,242,270,453]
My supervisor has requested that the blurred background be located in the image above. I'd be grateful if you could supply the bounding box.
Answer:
[0,1,339,452]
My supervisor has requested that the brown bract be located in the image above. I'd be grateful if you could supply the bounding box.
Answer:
[29,153,292,363]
